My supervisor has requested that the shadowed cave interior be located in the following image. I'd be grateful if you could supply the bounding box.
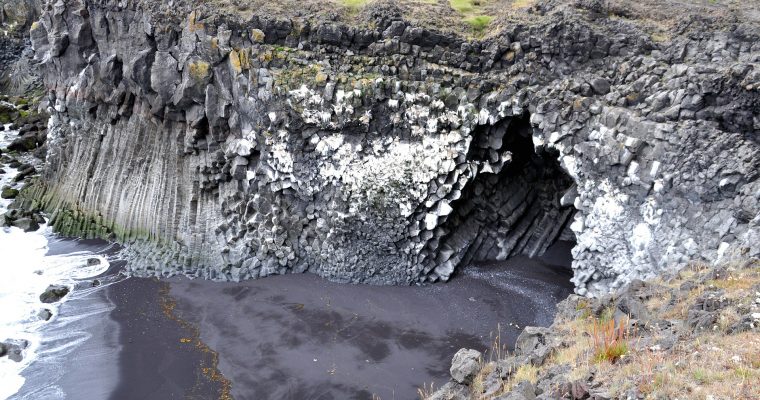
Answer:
[437,113,578,278]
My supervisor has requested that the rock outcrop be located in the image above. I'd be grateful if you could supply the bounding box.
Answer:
[16,0,760,294]
[0,339,29,363]
[0,0,44,95]
[39,284,69,303]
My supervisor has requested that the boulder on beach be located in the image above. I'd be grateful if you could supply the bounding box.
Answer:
[38,308,52,321]
[1,187,18,199]
[450,349,482,385]
[0,103,17,124]
[7,133,38,151]
[12,217,39,232]
[39,284,70,303]
[0,339,29,362]
[12,164,36,182]
[86,257,101,266]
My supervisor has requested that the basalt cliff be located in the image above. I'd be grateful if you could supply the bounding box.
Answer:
[11,0,760,294]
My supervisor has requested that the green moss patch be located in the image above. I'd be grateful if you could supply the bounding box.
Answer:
[465,15,493,34]
[1,187,19,199]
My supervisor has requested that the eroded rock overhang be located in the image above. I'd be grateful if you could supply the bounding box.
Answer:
[23,0,760,295]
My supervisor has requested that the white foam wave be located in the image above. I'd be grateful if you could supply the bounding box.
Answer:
[0,126,113,399]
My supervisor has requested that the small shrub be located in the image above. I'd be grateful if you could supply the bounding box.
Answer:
[466,15,493,34]
[692,368,711,384]
[590,316,630,363]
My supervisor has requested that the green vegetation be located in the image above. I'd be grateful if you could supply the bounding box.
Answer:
[16,180,160,244]
[465,15,492,34]
[449,0,476,13]
[341,0,368,8]
[449,1,494,37]
[274,64,322,88]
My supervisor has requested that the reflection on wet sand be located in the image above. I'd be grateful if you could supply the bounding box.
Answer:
[168,243,573,399]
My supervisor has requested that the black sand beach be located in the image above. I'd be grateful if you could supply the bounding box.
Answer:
[167,242,574,400]
[108,276,227,400]
[16,240,571,400]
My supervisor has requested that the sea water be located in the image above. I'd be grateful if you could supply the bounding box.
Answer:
[0,126,114,399]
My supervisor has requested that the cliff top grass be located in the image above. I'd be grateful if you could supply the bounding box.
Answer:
[192,0,760,39]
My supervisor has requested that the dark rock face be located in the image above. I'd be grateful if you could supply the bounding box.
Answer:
[0,339,29,362]
[39,284,70,303]
[20,0,760,293]
[0,0,43,95]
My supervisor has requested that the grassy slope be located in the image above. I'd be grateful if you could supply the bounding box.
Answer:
[460,261,760,399]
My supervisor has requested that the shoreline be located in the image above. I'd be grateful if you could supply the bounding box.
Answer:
[13,243,571,400]
[11,238,228,400]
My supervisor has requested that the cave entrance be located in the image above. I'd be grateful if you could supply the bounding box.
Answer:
[432,113,577,279]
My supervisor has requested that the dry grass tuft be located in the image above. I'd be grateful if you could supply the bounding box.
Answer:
[470,362,496,396]
[417,381,436,399]
[511,363,539,385]
[590,316,630,363]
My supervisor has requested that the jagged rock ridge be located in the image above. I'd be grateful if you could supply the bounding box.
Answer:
[19,0,760,294]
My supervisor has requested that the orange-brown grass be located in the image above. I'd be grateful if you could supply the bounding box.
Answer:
[590,317,630,363]
[417,381,436,399]
[602,331,760,399]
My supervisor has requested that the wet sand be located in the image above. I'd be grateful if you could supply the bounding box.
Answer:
[168,243,573,400]
[15,239,571,400]
[34,272,226,400]
[14,238,224,400]
[13,238,122,400]
[107,275,227,400]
